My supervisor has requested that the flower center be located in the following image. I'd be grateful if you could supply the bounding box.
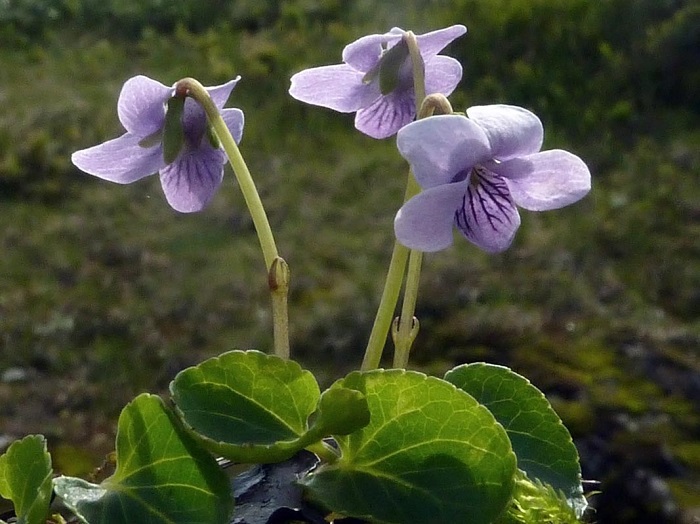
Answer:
[451,167,471,184]
[454,165,515,235]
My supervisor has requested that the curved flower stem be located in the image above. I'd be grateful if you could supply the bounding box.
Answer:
[175,78,290,360]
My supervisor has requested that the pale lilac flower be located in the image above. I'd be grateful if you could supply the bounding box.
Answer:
[72,75,244,213]
[394,105,591,253]
[289,25,466,139]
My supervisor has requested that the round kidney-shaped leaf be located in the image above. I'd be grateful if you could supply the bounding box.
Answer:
[53,394,232,524]
[0,435,53,524]
[445,363,586,515]
[170,350,323,463]
[302,370,516,524]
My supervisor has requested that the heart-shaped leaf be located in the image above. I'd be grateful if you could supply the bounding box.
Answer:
[302,370,516,524]
[53,393,232,524]
[171,350,328,463]
[445,363,586,515]
[0,435,53,524]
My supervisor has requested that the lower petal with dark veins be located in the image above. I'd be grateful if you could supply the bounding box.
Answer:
[454,169,521,253]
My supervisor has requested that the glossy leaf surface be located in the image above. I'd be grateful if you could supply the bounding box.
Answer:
[302,370,516,524]
[445,363,586,515]
[171,350,369,463]
[53,394,231,524]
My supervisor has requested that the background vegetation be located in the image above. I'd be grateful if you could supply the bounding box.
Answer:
[1,0,698,522]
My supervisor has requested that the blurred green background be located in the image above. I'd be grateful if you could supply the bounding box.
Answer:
[0,0,698,522]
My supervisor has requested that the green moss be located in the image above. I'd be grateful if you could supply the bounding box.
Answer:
[548,399,596,437]
[496,470,583,524]
[666,478,700,508]
[51,444,99,478]
[672,442,700,469]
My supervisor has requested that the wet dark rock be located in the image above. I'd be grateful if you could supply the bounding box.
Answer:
[230,451,320,524]
[230,451,366,524]
[593,467,681,524]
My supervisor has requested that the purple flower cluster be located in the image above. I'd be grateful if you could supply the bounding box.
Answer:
[288,25,591,252]
[72,25,590,254]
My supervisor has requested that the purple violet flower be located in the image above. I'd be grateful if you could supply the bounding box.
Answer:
[394,105,591,253]
[72,75,244,213]
[289,25,467,139]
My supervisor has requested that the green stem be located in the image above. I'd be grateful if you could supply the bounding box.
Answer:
[390,32,427,369]
[392,250,422,368]
[360,31,429,371]
[175,78,290,359]
[305,440,340,464]
[360,213,410,371]
[391,99,455,368]
[405,31,426,111]
[268,257,291,360]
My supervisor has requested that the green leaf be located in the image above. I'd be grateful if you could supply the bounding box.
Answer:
[0,435,53,524]
[302,370,516,524]
[171,350,324,463]
[53,394,232,524]
[445,363,586,515]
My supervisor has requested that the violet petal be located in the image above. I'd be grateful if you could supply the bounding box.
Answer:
[466,105,544,161]
[415,24,467,58]
[117,75,171,137]
[182,77,242,144]
[491,149,592,211]
[71,133,165,184]
[342,32,397,72]
[454,170,521,253]
[424,55,463,97]
[354,90,415,139]
[159,146,226,213]
[221,108,245,144]
[395,182,467,252]
[206,76,242,108]
[182,97,208,147]
[396,115,491,188]
[289,64,380,112]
